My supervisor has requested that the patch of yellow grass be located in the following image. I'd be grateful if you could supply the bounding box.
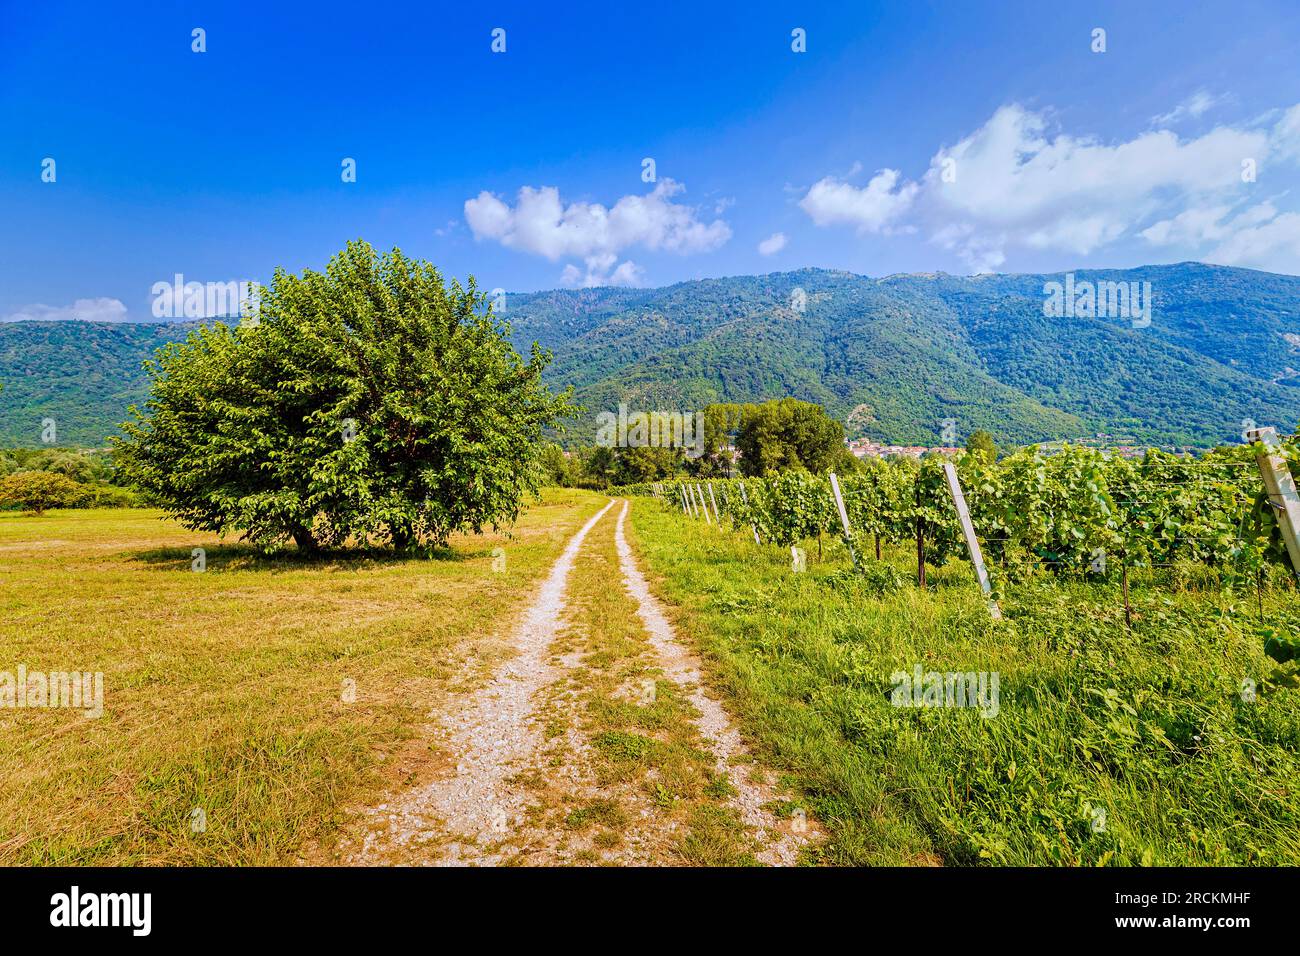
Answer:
[0,490,607,865]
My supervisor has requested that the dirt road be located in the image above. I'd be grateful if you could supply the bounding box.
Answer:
[343,497,810,866]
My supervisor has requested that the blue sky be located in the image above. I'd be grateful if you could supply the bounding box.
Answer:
[3,0,1299,321]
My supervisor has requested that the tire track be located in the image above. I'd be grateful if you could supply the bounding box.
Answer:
[349,499,616,866]
[611,499,810,866]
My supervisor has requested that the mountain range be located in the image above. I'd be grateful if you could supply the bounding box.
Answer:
[2,262,1298,449]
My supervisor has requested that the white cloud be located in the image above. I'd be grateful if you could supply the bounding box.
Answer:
[1209,211,1300,270]
[464,178,731,284]
[923,104,1264,256]
[1139,204,1237,246]
[1141,200,1300,272]
[1141,197,1300,273]
[1152,90,1227,126]
[1272,104,1300,163]
[801,100,1300,273]
[560,254,645,288]
[2,297,129,323]
[757,232,788,256]
[798,168,918,234]
[931,223,1005,274]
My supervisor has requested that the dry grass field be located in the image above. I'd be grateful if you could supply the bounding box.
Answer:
[0,490,607,864]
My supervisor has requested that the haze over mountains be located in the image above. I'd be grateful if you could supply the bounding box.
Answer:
[2,262,1298,449]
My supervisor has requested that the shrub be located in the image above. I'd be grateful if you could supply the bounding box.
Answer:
[0,471,92,514]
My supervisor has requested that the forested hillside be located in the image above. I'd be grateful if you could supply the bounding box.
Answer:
[506,262,1300,448]
[0,321,199,446]
[3,263,1298,447]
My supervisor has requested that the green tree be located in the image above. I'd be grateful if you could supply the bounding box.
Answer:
[115,241,576,553]
[691,403,747,477]
[19,448,112,483]
[735,398,845,476]
[613,445,682,485]
[537,443,576,487]
[579,446,617,488]
[965,429,999,461]
[0,471,91,514]
[831,445,865,474]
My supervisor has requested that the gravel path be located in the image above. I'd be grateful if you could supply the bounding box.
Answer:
[346,496,809,866]
[348,500,615,866]
[611,499,809,865]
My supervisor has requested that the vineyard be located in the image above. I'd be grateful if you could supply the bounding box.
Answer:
[625,439,1300,657]
[620,440,1300,865]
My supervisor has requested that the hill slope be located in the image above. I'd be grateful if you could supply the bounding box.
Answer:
[0,321,200,447]
[2,263,1298,447]
[505,262,1300,447]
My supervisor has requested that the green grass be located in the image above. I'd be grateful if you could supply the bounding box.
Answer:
[627,499,1300,866]
[0,491,608,865]
[531,504,761,866]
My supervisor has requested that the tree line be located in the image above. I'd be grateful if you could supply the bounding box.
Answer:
[540,400,1000,489]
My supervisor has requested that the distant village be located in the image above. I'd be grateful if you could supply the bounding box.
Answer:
[562,430,1207,465]
[847,432,1201,461]
[846,438,963,460]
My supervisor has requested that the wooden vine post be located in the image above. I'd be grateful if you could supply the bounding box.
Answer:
[695,483,711,525]
[915,483,926,588]
[707,482,722,523]
[940,463,1002,620]
[678,484,691,515]
[827,472,857,567]
[1248,426,1300,578]
[1121,556,1132,629]
[739,481,761,544]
